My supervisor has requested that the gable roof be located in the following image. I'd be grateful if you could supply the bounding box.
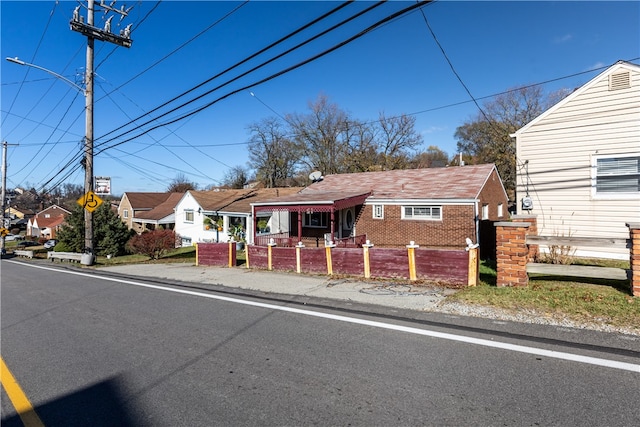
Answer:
[512,60,640,137]
[191,188,303,214]
[31,215,66,229]
[135,192,185,221]
[252,164,502,210]
[35,204,71,217]
[312,164,499,200]
[122,192,176,210]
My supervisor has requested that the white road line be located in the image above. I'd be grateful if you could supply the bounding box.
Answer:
[11,261,640,373]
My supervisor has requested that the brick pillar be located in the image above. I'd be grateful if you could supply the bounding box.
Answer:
[495,221,530,287]
[512,214,538,262]
[628,223,640,297]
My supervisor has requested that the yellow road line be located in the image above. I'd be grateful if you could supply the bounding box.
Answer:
[0,356,45,427]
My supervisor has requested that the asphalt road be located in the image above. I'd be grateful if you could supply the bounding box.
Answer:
[2,260,639,426]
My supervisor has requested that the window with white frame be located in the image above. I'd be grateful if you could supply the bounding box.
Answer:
[402,205,441,220]
[497,203,504,218]
[373,204,384,219]
[481,204,489,220]
[595,155,640,195]
[123,209,129,218]
[184,209,194,223]
[303,211,328,227]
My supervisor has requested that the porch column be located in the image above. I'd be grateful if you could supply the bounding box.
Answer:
[330,209,335,242]
[297,207,302,243]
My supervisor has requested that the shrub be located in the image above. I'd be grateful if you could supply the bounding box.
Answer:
[54,241,72,252]
[126,229,179,260]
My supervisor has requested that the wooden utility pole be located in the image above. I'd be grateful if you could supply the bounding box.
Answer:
[70,0,132,261]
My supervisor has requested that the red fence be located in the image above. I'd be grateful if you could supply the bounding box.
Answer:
[197,242,474,285]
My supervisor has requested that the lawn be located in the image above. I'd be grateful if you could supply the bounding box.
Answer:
[449,260,639,331]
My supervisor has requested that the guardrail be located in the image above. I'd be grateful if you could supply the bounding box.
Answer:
[47,252,85,263]
[13,250,34,258]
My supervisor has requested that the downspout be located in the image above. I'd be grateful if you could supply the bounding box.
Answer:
[474,200,480,246]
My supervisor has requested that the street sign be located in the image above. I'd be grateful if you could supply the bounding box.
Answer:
[77,191,103,212]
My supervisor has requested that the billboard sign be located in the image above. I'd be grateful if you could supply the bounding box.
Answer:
[94,176,111,195]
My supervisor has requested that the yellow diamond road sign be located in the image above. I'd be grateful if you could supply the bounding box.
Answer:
[77,191,103,212]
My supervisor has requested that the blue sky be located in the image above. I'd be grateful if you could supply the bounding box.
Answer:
[2,1,639,194]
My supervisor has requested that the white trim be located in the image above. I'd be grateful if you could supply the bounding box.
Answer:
[512,61,640,137]
[366,198,478,205]
[372,204,384,219]
[401,205,442,221]
[590,152,640,200]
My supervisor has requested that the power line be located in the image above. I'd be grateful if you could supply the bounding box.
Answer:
[94,1,429,153]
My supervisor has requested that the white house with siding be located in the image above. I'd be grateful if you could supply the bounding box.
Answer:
[511,60,640,260]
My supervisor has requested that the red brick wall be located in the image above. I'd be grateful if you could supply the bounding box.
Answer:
[357,204,475,249]
[495,222,530,287]
[478,169,510,221]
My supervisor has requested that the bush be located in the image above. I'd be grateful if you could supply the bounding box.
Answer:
[53,241,72,252]
[126,229,179,260]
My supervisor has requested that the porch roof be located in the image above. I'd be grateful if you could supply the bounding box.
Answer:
[252,190,370,213]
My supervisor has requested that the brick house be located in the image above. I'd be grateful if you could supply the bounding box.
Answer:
[118,192,182,234]
[27,205,71,239]
[251,164,508,256]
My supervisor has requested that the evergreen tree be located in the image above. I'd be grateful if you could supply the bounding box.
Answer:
[57,202,133,255]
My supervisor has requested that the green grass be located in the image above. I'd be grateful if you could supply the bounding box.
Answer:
[449,260,639,331]
[95,246,197,265]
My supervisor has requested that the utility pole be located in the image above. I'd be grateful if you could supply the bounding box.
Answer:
[1,141,18,255]
[70,0,132,260]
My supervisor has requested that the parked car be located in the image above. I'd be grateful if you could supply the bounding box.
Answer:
[4,234,24,241]
[44,239,58,249]
[17,241,39,247]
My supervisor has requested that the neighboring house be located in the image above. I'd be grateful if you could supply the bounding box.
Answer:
[251,164,508,255]
[174,187,303,247]
[4,206,34,230]
[131,192,184,231]
[118,192,181,233]
[512,60,640,260]
[27,205,71,239]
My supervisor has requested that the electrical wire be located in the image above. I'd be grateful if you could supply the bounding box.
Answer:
[94,2,429,154]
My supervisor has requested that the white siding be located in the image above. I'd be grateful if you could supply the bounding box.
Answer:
[515,63,640,259]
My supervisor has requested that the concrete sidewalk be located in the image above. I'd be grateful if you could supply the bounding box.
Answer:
[98,262,456,312]
[96,262,640,336]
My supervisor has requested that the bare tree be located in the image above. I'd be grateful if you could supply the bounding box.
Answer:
[288,94,350,176]
[375,112,423,170]
[342,119,378,173]
[222,165,250,189]
[455,85,569,199]
[410,145,450,168]
[247,117,300,188]
[167,174,197,192]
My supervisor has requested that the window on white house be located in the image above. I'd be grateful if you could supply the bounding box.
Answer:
[373,204,384,219]
[123,210,129,218]
[303,212,328,227]
[185,210,194,223]
[497,203,504,218]
[595,155,640,194]
[402,205,441,220]
[481,204,489,220]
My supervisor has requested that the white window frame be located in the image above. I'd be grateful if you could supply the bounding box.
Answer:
[481,204,489,220]
[591,153,640,199]
[497,203,504,218]
[303,211,328,228]
[372,204,384,219]
[123,209,129,219]
[401,205,442,221]
[184,209,194,223]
